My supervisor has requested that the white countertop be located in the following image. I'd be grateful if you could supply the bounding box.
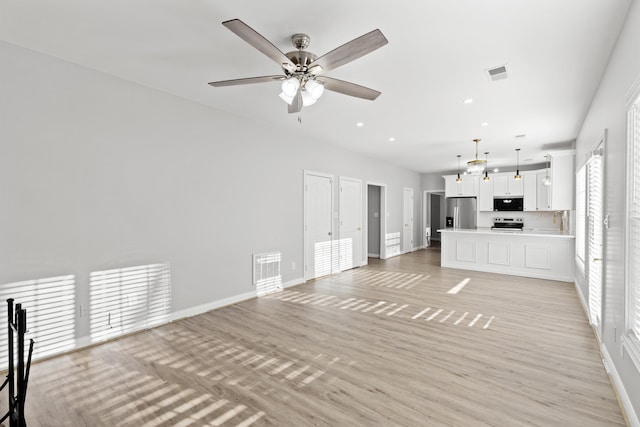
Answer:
[437,227,575,238]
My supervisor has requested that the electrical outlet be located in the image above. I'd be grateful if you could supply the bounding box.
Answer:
[292,261,296,271]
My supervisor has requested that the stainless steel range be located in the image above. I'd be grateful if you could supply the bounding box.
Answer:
[492,217,524,230]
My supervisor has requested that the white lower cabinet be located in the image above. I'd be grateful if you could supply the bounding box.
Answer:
[440,230,575,282]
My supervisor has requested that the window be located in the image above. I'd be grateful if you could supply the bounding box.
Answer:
[576,165,586,269]
[624,83,640,369]
[587,151,603,328]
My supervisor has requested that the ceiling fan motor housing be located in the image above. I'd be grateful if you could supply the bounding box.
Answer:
[284,51,317,74]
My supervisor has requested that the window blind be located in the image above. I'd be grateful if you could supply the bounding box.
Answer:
[587,153,603,327]
[630,102,640,341]
[576,165,586,266]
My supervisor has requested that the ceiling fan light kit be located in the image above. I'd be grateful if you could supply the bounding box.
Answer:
[209,19,388,114]
[281,77,300,97]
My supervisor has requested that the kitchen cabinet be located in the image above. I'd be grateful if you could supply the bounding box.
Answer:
[492,174,524,197]
[439,229,575,282]
[478,178,494,211]
[444,175,478,197]
[523,173,537,211]
[536,172,551,210]
[549,151,575,210]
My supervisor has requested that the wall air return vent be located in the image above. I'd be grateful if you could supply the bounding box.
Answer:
[486,64,508,81]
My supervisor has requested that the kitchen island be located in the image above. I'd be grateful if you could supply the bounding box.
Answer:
[438,228,575,282]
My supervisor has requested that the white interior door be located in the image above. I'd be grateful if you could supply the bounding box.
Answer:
[339,177,363,271]
[403,188,414,253]
[304,171,333,280]
[587,145,604,332]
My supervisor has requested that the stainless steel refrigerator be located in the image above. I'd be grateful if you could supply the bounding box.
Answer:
[445,197,477,229]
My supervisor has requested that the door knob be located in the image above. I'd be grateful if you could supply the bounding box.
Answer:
[328,232,332,236]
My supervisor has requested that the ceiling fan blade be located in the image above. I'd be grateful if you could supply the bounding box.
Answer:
[222,19,296,72]
[308,29,388,74]
[317,77,381,100]
[288,89,303,114]
[208,75,285,87]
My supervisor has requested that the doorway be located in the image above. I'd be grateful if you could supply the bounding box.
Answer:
[423,191,445,247]
[366,183,387,260]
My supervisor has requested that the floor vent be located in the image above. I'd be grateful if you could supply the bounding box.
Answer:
[253,252,282,296]
[487,64,508,81]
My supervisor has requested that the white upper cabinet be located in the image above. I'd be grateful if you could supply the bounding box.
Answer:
[523,172,537,211]
[492,174,524,197]
[478,178,494,211]
[536,172,551,210]
[444,175,478,197]
[548,151,575,210]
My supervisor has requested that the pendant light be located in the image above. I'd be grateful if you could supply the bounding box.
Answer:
[456,155,462,182]
[514,148,522,180]
[483,152,490,181]
[467,139,487,175]
[543,154,552,186]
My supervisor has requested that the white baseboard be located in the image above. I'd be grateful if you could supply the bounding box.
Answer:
[601,343,640,427]
[368,253,380,258]
[169,289,257,322]
[574,280,589,318]
[169,277,304,322]
[283,277,305,289]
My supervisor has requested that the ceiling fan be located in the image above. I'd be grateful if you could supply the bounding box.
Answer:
[208,19,388,114]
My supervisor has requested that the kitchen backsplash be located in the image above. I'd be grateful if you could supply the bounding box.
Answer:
[477,211,569,231]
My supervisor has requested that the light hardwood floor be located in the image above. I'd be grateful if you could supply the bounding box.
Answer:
[17,248,626,426]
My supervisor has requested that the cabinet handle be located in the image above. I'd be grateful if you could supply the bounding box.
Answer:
[593,258,602,262]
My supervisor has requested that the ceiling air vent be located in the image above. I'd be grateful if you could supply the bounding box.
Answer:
[486,64,508,81]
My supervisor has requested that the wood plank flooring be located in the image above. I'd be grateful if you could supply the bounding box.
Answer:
[16,248,626,426]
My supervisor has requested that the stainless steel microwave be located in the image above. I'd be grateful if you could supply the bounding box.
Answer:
[493,197,524,211]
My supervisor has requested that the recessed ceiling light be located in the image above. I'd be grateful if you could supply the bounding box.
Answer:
[493,168,499,173]
[481,122,489,127]
[356,122,364,127]
[464,99,473,104]
[389,137,395,142]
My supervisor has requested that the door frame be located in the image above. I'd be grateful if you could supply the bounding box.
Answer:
[423,190,445,246]
[365,182,387,261]
[303,170,334,281]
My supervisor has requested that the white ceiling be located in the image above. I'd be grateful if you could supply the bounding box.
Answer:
[0,0,632,174]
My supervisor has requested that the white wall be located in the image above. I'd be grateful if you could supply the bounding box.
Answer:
[0,41,422,351]
[421,173,445,192]
[574,0,640,422]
